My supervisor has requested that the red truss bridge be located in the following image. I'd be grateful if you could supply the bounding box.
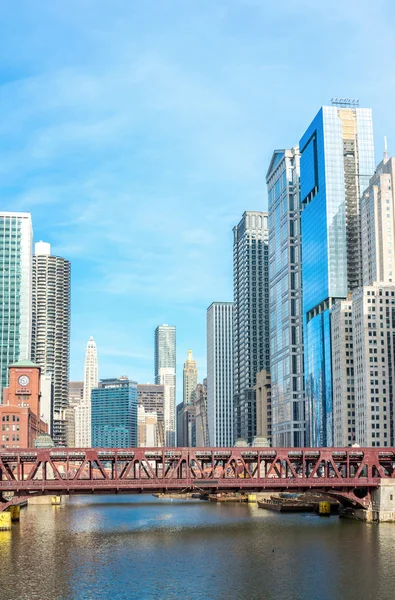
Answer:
[2,447,395,510]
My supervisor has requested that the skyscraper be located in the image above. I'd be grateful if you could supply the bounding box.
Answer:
[300,101,375,446]
[91,377,138,448]
[233,211,270,445]
[0,212,32,400]
[32,241,70,446]
[154,325,176,446]
[267,148,305,447]
[361,153,395,285]
[75,337,98,447]
[193,379,209,446]
[207,302,234,446]
[138,383,165,446]
[183,349,198,406]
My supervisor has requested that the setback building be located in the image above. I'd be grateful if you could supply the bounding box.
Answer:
[300,102,375,446]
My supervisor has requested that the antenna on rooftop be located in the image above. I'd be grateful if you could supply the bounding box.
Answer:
[331,97,359,108]
[384,136,389,161]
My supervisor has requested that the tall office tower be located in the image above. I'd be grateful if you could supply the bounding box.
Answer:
[193,379,209,446]
[138,383,165,446]
[300,101,375,446]
[91,377,138,448]
[361,153,395,285]
[154,325,176,446]
[233,212,270,445]
[267,147,305,447]
[330,300,355,447]
[183,349,198,406]
[207,302,234,446]
[32,241,70,446]
[75,337,98,448]
[0,212,32,400]
[353,284,395,447]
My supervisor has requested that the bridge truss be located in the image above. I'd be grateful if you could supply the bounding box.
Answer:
[1,447,395,509]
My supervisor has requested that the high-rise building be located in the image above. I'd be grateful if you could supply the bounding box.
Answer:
[207,302,234,446]
[0,212,33,400]
[331,299,356,447]
[154,325,176,446]
[91,377,138,448]
[233,211,270,445]
[267,148,305,447]
[300,102,375,446]
[193,379,209,446]
[183,349,198,406]
[361,153,395,286]
[138,383,165,446]
[32,241,70,446]
[353,284,395,447]
[75,337,98,448]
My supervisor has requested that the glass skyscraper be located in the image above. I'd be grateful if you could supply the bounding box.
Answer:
[267,148,305,447]
[233,212,270,445]
[154,324,176,446]
[91,377,138,448]
[300,103,375,446]
[0,212,33,400]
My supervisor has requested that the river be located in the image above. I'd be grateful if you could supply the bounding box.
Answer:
[0,495,394,600]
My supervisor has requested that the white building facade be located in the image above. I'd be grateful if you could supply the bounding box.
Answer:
[361,155,395,286]
[32,241,71,446]
[353,284,395,447]
[75,337,98,447]
[331,300,355,447]
[207,302,234,446]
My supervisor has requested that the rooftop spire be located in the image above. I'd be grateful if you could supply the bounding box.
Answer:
[384,136,389,162]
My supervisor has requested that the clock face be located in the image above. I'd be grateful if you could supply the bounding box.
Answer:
[18,375,30,387]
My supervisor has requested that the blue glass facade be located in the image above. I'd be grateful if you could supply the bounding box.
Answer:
[300,105,375,446]
[92,378,138,448]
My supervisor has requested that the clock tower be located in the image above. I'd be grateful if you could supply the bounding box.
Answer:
[0,360,47,448]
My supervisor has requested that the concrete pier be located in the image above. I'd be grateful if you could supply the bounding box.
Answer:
[0,512,11,530]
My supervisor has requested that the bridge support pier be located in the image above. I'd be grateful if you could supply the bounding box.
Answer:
[368,481,395,522]
[9,505,20,522]
[340,482,395,522]
[0,511,11,531]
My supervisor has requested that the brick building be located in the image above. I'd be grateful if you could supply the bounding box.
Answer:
[0,359,48,448]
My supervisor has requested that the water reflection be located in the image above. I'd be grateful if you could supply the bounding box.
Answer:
[1,496,395,600]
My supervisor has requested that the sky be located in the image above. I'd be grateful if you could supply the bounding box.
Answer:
[1,0,395,402]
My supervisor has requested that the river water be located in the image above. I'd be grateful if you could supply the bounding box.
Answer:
[0,495,394,600]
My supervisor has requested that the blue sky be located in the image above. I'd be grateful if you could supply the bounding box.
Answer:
[1,0,395,402]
